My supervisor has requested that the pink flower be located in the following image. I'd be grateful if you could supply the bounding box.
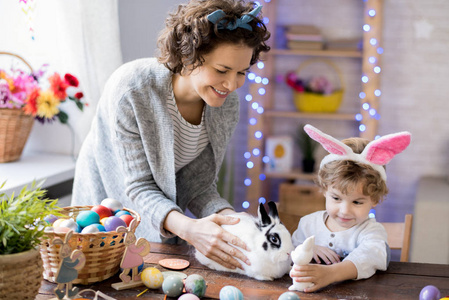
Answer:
[49,73,68,100]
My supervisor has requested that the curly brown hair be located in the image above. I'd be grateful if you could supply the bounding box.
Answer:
[315,137,389,204]
[157,0,271,74]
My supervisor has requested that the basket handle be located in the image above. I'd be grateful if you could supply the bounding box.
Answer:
[296,58,344,91]
[0,51,33,72]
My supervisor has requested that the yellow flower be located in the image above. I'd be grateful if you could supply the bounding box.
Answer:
[0,70,14,91]
[36,90,60,119]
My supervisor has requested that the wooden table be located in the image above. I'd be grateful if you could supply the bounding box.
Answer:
[37,242,449,300]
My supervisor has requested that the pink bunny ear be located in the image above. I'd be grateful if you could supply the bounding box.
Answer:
[304,124,352,156]
[362,132,411,165]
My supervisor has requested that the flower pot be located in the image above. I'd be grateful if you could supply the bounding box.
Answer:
[0,248,43,300]
[0,108,34,163]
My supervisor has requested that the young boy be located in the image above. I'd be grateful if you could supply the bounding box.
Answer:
[290,124,411,292]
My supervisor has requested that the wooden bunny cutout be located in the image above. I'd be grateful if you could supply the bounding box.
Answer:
[52,230,86,299]
[289,235,315,292]
[111,219,150,290]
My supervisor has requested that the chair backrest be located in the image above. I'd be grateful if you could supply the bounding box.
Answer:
[380,214,413,262]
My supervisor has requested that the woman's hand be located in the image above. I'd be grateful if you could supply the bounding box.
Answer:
[164,211,251,270]
[313,245,340,265]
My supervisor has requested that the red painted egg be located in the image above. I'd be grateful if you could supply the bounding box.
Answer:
[119,214,134,227]
[91,205,113,219]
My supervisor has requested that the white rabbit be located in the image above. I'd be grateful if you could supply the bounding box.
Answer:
[195,202,294,281]
[289,235,315,292]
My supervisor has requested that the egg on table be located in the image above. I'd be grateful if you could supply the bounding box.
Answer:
[178,294,201,300]
[185,274,207,298]
[219,285,244,300]
[141,267,164,289]
[278,291,301,300]
[162,275,184,297]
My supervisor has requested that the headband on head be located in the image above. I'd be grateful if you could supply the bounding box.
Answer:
[207,5,262,32]
[303,124,411,182]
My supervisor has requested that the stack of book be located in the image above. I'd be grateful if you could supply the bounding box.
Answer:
[284,25,324,50]
[325,38,363,51]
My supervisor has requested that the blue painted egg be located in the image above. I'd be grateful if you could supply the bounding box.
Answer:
[419,285,441,300]
[76,211,100,228]
[101,198,123,214]
[114,210,131,217]
[219,286,244,300]
[103,216,127,232]
[185,274,206,297]
[178,294,200,300]
[90,223,106,231]
[162,275,184,297]
[81,224,100,234]
[278,291,301,300]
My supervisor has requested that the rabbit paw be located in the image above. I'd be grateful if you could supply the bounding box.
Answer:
[133,275,141,282]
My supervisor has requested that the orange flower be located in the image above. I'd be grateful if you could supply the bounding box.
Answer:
[23,87,39,116]
[48,73,68,100]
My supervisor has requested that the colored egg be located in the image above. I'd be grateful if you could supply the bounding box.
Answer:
[76,211,100,228]
[178,294,200,300]
[90,223,106,231]
[101,198,123,213]
[162,275,184,297]
[278,291,301,300]
[119,214,134,227]
[141,267,164,289]
[59,219,80,232]
[91,205,113,219]
[100,217,108,225]
[219,286,244,300]
[185,274,207,297]
[44,214,59,224]
[81,224,100,234]
[52,218,67,228]
[420,285,441,300]
[115,210,131,217]
[54,226,71,234]
[103,216,127,232]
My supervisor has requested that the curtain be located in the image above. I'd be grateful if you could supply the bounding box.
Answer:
[0,0,123,156]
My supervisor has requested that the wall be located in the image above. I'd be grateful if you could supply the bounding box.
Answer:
[118,0,449,223]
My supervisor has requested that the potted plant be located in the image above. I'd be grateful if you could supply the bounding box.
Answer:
[0,181,61,300]
[294,124,319,173]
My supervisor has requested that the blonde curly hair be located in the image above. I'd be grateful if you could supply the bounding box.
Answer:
[157,0,270,74]
[315,137,389,204]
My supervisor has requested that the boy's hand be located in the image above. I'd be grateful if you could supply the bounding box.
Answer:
[313,245,340,265]
[290,264,334,292]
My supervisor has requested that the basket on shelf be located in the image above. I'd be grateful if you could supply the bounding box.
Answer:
[0,52,35,163]
[293,59,344,113]
[40,205,141,285]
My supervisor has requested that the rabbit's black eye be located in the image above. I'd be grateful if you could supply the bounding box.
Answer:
[268,233,280,248]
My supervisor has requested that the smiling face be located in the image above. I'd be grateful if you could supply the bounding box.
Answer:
[324,183,377,232]
[174,43,253,107]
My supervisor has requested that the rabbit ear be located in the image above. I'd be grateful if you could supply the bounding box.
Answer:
[116,226,127,233]
[362,131,411,165]
[258,203,271,226]
[304,124,353,156]
[129,219,137,231]
[52,238,63,246]
[64,230,73,243]
[267,201,279,220]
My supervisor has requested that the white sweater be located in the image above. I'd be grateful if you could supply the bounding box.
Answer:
[292,210,390,280]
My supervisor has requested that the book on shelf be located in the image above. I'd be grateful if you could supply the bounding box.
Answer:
[285,24,322,41]
[325,38,363,51]
[287,40,324,50]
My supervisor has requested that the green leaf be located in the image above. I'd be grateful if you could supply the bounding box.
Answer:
[58,110,69,124]
[75,100,84,111]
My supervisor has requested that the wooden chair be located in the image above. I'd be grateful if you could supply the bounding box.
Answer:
[380,214,413,262]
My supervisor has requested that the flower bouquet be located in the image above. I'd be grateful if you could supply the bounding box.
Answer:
[285,60,343,113]
[0,52,86,162]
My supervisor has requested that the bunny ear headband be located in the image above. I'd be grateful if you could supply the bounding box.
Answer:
[304,124,411,182]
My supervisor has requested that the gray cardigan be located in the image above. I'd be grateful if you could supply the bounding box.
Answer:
[72,58,238,242]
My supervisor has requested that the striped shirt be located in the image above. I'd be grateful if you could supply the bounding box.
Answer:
[167,91,209,172]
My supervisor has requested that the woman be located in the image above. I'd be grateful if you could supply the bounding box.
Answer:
[72,0,270,270]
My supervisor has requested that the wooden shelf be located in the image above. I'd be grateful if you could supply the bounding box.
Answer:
[270,48,363,58]
[265,169,317,180]
[264,110,356,121]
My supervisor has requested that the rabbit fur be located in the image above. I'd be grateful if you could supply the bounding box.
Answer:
[195,202,294,281]
[289,235,315,291]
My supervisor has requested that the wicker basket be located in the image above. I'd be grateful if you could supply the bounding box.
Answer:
[40,205,141,285]
[0,248,43,300]
[293,59,344,113]
[0,52,35,163]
